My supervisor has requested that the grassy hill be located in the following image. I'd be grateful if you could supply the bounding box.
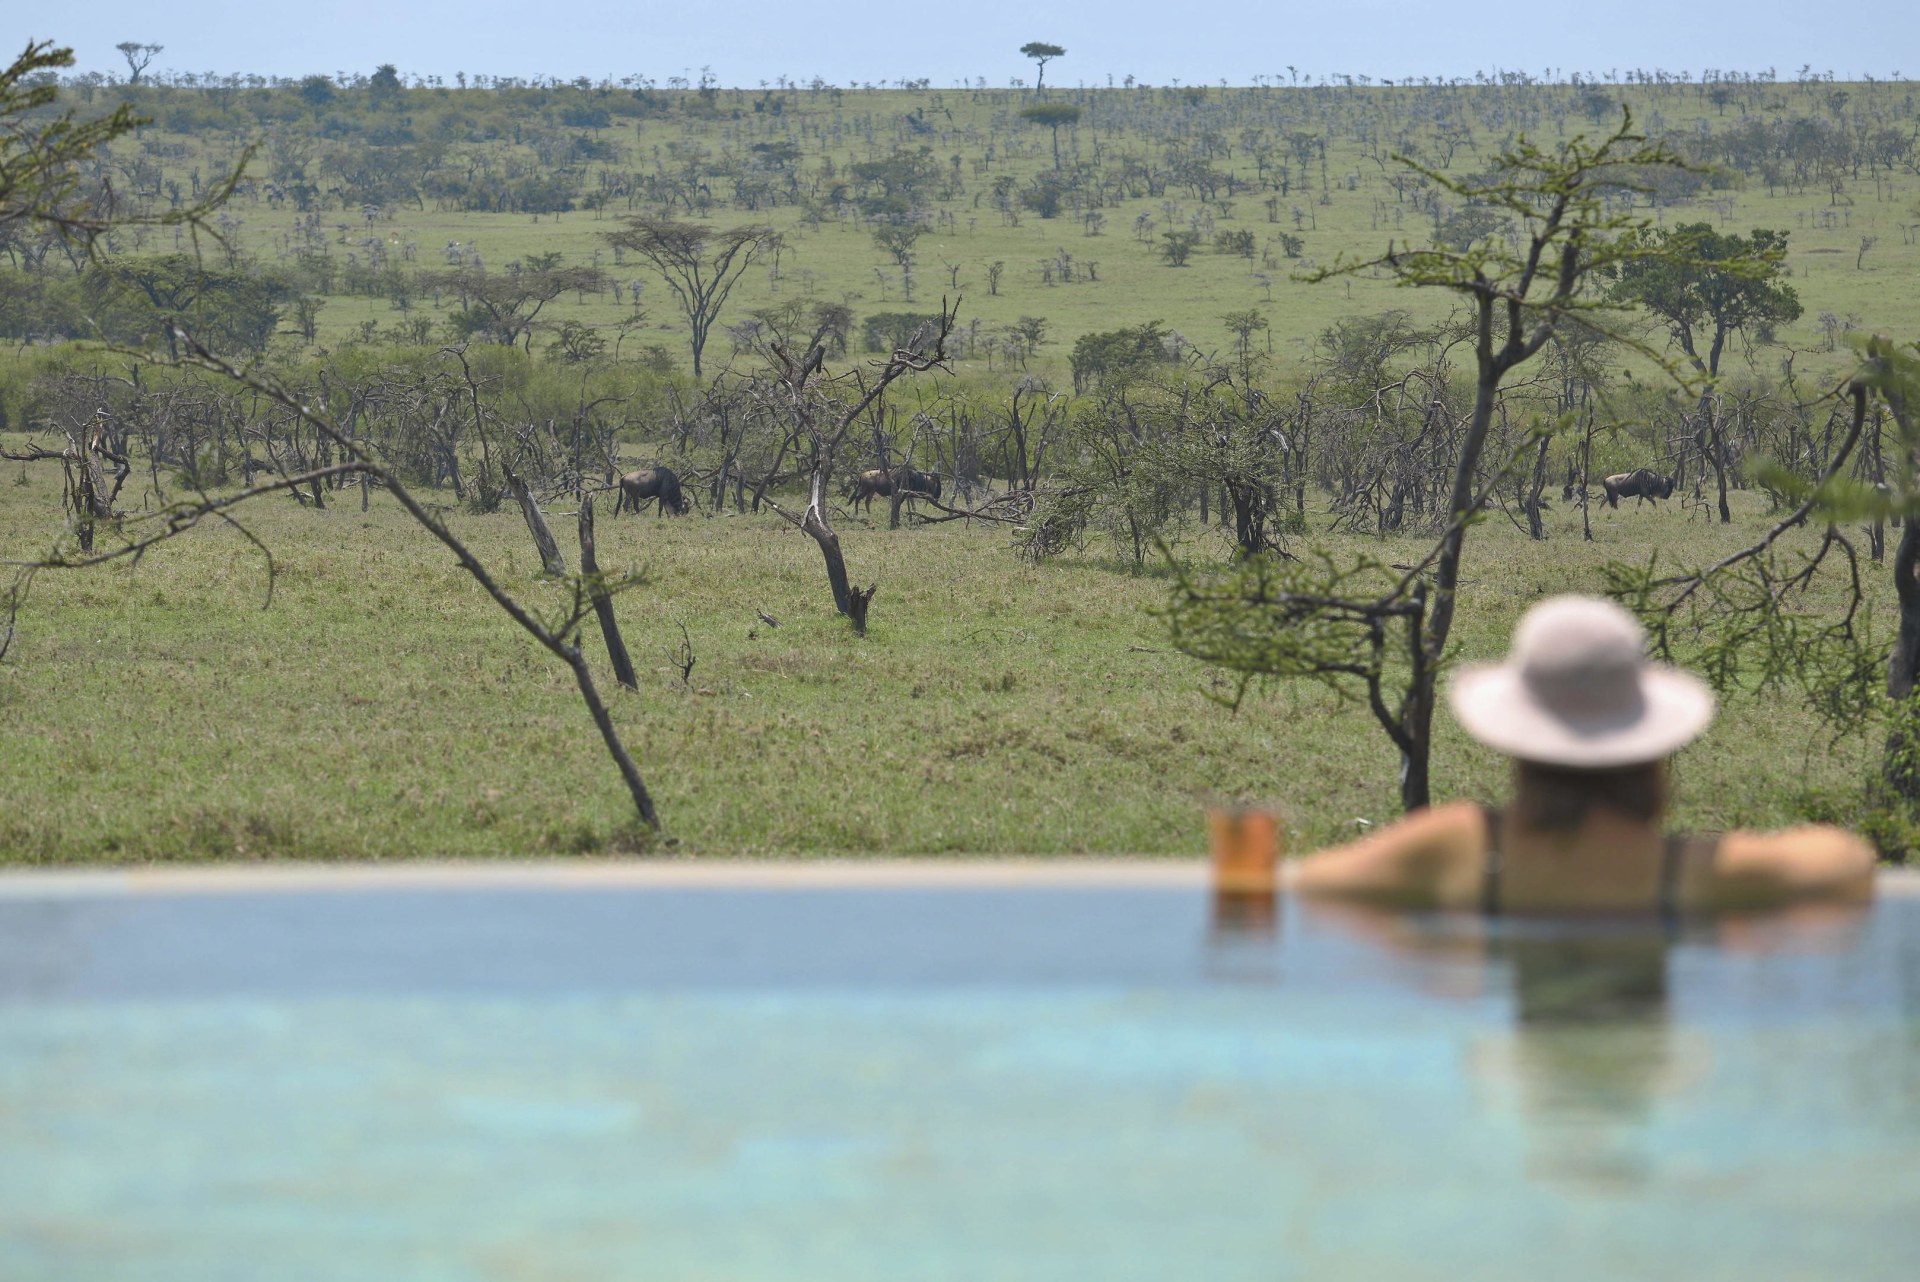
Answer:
[32,74,1920,381]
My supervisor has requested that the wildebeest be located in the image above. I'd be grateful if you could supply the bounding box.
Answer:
[846,466,941,513]
[616,466,691,516]
[1601,468,1676,508]
[846,468,890,512]
[899,467,941,504]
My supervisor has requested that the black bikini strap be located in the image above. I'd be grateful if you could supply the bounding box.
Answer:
[1659,832,1689,925]
[1480,804,1504,917]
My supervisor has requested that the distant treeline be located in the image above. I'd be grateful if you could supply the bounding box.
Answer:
[3,69,1912,386]
[24,70,1918,218]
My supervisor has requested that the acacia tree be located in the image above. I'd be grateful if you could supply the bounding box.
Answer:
[871,222,922,297]
[1222,308,1270,374]
[369,63,402,103]
[1165,114,1705,812]
[114,41,161,84]
[1020,42,1065,92]
[602,217,779,376]
[83,254,290,358]
[1019,103,1081,169]
[1611,223,1802,522]
[434,258,605,349]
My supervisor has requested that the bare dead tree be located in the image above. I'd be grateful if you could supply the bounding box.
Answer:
[1522,430,1551,540]
[6,458,367,617]
[751,300,960,635]
[576,494,637,691]
[995,381,1065,492]
[504,467,567,574]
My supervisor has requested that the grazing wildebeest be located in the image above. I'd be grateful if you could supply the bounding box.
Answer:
[898,467,942,503]
[846,466,941,513]
[617,466,691,516]
[846,468,893,513]
[1601,468,1675,509]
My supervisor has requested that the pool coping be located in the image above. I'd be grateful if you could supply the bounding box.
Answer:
[0,859,1206,898]
[0,860,1915,899]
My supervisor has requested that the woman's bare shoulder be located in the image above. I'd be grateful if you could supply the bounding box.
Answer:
[1703,824,1877,908]
[1287,801,1486,908]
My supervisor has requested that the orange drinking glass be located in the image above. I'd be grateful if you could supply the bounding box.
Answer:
[1208,807,1280,894]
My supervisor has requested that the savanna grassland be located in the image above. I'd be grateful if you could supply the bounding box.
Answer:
[6,71,1918,380]
[3,65,1918,862]
[0,440,1881,861]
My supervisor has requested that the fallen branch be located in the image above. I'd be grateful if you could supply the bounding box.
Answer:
[899,489,1035,525]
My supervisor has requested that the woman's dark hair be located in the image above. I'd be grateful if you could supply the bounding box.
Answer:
[1512,759,1667,831]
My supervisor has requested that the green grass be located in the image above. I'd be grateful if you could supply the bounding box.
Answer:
[10,76,1913,861]
[0,446,1883,862]
[86,79,1920,384]
[294,155,1920,384]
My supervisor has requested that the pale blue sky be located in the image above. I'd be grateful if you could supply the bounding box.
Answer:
[16,1,1914,87]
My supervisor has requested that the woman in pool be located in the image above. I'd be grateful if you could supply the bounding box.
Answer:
[1287,596,1876,915]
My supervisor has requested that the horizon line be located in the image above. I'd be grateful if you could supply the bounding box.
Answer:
[50,64,1913,92]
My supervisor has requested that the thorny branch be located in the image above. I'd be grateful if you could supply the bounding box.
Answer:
[1603,372,1888,730]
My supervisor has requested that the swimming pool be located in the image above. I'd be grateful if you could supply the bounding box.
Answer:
[2,863,1916,1281]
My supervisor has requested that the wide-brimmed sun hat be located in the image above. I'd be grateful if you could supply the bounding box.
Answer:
[1448,596,1714,768]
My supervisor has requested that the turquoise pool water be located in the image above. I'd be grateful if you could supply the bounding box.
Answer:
[1,869,1916,1281]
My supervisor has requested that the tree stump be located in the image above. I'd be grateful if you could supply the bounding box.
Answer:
[505,468,566,575]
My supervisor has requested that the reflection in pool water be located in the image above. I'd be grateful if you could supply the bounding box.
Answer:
[0,875,1916,1281]
[1488,930,1687,1186]
[1323,917,1708,1190]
